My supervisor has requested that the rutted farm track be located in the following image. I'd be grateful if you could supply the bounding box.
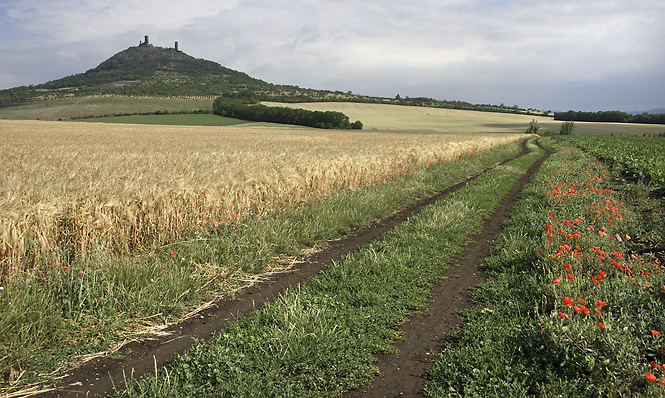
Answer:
[42,138,549,398]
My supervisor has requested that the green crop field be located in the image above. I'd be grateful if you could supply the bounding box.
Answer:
[563,135,665,189]
[77,113,249,126]
[0,95,215,121]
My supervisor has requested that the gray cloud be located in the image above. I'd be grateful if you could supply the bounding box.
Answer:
[1,0,664,111]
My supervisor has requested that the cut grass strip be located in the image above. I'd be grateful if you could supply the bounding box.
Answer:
[425,137,665,397]
[116,138,544,397]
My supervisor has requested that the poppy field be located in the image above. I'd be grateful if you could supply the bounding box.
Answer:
[425,137,665,397]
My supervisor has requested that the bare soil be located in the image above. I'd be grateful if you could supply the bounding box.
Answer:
[41,141,546,398]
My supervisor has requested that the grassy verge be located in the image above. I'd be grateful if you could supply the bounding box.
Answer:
[115,139,543,397]
[425,137,665,397]
[0,138,526,394]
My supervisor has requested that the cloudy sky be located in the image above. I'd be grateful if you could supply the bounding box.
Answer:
[1,0,663,112]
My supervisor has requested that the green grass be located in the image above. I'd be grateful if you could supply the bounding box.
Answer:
[0,138,527,395]
[115,138,544,397]
[76,113,249,126]
[0,95,215,121]
[424,137,665,397]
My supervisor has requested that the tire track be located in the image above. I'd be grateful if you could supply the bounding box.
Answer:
[41,140,533,397]
[345,140,551,398]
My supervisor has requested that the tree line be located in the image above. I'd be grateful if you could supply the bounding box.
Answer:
[213,95,363,129]
[555,110,665,124]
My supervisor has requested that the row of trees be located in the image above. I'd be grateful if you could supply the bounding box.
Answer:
[555,110,665,125]
[213,97,363,129]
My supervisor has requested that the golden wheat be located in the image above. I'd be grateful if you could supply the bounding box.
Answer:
[0,119,523,279]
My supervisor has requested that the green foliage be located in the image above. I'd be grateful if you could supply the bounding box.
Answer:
[559,120,575,135]
[425,138,665,397]
[563,135,665,190]
[213,97,361,129]
[555,110,665,125]
[526,119,541,134]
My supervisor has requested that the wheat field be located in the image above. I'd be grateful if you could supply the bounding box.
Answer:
[0,119,523,279]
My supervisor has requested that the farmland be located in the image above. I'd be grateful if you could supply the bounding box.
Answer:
[0,95,215,121]
[1,107,664,396]
[425,137,665,396]
[0,118,526,395]
[563,135,665,189]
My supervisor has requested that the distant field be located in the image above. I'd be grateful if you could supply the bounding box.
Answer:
[2,96,663,135]
[77,113,249,126]
[263,102,665,136]
[0,95,214,120]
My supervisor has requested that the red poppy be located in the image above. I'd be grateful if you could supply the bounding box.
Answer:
[563,297,574,306]
[558,312,568,319]
[553,278,561,284]
[567,273,574,280]
[598,322,605,328]
[646,372,658,382]
[170,251,177,257]
[652,330,661,336]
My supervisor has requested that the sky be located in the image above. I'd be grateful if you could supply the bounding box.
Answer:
[0,0,664,112]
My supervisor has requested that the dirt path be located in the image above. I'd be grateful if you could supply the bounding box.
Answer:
[41,141,536,398]
[345,143,551,397]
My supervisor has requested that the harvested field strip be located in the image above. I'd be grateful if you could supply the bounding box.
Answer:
[425,138,665,397]
[112,138,544,397]
[1,136,526,396]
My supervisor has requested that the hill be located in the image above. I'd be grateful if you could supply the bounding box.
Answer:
[0,38,549,119]
[0,44,271,102]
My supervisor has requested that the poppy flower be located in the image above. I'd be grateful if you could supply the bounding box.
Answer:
[652,330,661,336]
[598,322,605,328]
[553,278,561,284]
[646,372,658,382]
[563,297,574,306]
[558,312,568,319]
[567,273,574,280]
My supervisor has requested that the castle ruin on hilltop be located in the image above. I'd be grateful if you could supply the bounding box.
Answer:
[138,35,180,52]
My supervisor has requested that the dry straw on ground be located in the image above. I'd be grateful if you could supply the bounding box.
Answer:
[0,119,522,279]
